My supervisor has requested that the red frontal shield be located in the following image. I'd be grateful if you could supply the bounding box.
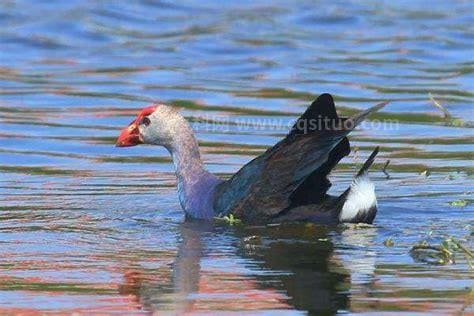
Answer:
[116,105,157,147]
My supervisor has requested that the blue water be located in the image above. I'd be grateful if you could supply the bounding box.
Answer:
[0,1,473,314]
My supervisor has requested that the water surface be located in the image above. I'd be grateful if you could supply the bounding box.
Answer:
[0,0,473,314]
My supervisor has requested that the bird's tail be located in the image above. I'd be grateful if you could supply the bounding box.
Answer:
[336,147,379,224]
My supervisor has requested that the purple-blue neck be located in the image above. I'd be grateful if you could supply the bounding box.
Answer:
[166,132,222,219]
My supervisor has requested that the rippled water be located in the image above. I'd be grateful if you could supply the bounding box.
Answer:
[0,0,473,314]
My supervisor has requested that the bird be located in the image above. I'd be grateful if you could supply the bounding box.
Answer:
[116,93,388,224]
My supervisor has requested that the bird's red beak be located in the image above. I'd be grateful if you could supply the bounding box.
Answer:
[116,120,142,147]
[116,105,158,147]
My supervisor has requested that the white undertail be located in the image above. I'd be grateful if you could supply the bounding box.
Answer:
[339,173,377,222]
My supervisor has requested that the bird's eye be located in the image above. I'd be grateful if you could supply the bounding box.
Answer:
[141,116,151,126]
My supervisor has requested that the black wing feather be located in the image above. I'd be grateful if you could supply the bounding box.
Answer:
[214,94,388,222]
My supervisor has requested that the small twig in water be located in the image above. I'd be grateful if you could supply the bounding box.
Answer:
[429,93,451,119]
[382,160,391,179]
[449,238,473,258]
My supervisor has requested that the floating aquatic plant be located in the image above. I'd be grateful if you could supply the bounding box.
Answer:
[410,237,473,268]
[383,237,395,247]
[449,199,469,207]
[214,214,242,225]
[342,223,374,229]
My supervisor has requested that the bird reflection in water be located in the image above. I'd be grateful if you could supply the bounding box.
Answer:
[117,220,378,314]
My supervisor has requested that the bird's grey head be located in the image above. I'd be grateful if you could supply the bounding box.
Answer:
[116,104,188,148]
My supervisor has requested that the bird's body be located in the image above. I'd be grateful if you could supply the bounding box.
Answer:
[116,94,387,224]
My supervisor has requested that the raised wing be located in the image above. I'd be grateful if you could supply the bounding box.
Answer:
[214,94,388,222]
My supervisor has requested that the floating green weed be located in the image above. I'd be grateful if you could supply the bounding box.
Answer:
[214,214,242,225]
[449,199,469,207]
